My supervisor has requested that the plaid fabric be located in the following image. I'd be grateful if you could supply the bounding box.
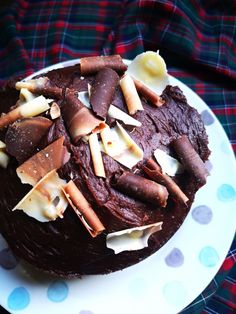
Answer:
[0,1,235,313]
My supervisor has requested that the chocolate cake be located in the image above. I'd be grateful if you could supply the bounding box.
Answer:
[0,53,210,278]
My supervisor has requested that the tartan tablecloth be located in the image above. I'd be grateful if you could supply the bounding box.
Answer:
[0,1,235,313]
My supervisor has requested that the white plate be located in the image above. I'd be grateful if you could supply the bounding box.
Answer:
[1,59,236,314]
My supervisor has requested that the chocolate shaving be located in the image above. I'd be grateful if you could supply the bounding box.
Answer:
[5,117,53,163]
[80,55,127,75]
[16,77,63,99]
[90,68,119,119]
[63,180,105,237]
[143,159,189,206]
[171,135,209,186]
[62,88,103,143]
[112,171,168,207]
[16,136,70,186]
[132,77,165,107]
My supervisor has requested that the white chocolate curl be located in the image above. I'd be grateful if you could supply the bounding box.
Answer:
[100,123,143,169]
[0,140,9,169]
[120,74,143,115]
[0,95,50,129]
[106,221,163,254]
[127,51,169,95]
[88,132,106,178]
[13,170,68,222]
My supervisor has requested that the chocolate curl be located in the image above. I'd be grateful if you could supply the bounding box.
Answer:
[63,180,105,237]
[63,88,104,143]
[171,135,209,186]
[132,77,165,107]
[15,77,63,99]
[80,55,127,75]
[143,159,189,206]
[120,74,144,115]
[0,95,50,129]
[90,68,119,119]
[5,117,53,163]
[16,136,70,186]
[112,171,168,207]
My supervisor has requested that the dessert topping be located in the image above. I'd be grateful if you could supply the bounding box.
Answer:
[19,88,36,103]
[63,180,105,237]
[17,136,70,186]
[50,102,61,119]
[100,122,143,169]
[143,159,189,206]
[88,132,106,178]
[154,148,184,176]
[13,170,68,222]
[171,135,209,186]
[80,55,127,75]
[5,117,53,163]
[112,171,169,207]
[0,95,50,129]
[15,77,63,99]
[63,88,103,142]
[127,51,169,95]
[90,68,119,119]
[132,77,165,107]
[120,74,144,115]
[78,89,142,127]
[0,140,9,169]
[106,221,163,254]
[107,105,141,127]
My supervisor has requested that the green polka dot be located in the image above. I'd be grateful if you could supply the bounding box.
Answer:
[163,281,187,306]
[217,184,236,202]
[199,246,219,267]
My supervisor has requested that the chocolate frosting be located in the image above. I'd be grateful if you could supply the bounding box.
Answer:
[0,65,210,277]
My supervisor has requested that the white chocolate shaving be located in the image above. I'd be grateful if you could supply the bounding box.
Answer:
[13,170,68,222]
[0,151,9,169]
[154,148,184,176]
[100,122,143,169]
[127,51,169,95]
[0,140,6,150]
[107,105,141,127]
[88,133,106,178]
[50,102,61,119]
[78,91,90,108]
[0,140,9,168]
[15,77,48,91]
[120,74,143,115]
[19,95,50,118]
[19,88,36,103]
[106,221,163,254]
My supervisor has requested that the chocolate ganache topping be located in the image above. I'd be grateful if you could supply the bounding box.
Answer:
[0,53,210,278]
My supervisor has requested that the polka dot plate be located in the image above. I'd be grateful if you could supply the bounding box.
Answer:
[0,60,236,314]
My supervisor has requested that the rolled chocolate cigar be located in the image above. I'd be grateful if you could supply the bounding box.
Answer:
[80,55,127,75]
[63,180,105,237]
[112,171,168,207]
[62,88,103,143]
[171,135,209,186]
[143,159,189,206]
[90,68,119,119]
